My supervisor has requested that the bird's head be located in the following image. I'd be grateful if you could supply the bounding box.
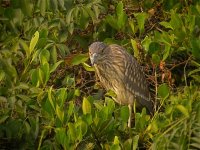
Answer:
[89,42,107,65]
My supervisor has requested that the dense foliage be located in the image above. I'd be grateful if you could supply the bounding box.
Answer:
[0,0,200,149]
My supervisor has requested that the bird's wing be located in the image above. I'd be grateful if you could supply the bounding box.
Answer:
[108,44,153,112]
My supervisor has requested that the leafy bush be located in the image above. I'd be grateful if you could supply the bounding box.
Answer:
[0,0,200,149]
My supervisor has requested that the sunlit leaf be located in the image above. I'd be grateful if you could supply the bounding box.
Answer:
[68,123,76,141]
[82,97,91,115]
[160,21,173,30]
[50,60,64,73]
[131,39,139,59]
[71,53,89,66]
[176,105,189,117]
[29,31,39,56]
[56,105,64,122]
[82,62,95,72]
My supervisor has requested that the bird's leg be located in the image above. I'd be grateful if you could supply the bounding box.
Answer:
[128,104,132,128]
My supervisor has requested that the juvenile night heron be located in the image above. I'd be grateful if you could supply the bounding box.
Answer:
[89,42,153,127]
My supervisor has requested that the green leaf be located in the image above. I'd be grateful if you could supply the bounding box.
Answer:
[31,69,39,86]
[82,97,91,115]
[176,105,189,117]
[149,42,160,55]
[113,136,120,145]
[50,60,64,73]
[79,7,89,29]
[39,49,50,65]
[131,39,139,59]
[48,86,55,111]
[152,54,160,65]
[41,62,50,84]
[106,15,117,30]
[135,12,148,34]
[129,19,135,34]
[158,83,170,99]
[82,62,95,72]
[29,31,39,56]
[132,135,139,150]
[71,54,89,66]
[116,1,127,30]
[67,101,74,122]
[68,123,76,141]
[19,39,29,57]
[55,128,68,148]
[159,21,173,30]
[120,106,129,122]
[190,38,200,59]
[78,120,87,136]
[162,44,171,61]
[56,105,64,122]
[40,0,46,16]
[50,45,57,64]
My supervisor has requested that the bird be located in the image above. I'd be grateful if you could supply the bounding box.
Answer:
[89,41,153,127]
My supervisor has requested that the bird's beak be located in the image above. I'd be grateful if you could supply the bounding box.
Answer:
[90,53,98,65]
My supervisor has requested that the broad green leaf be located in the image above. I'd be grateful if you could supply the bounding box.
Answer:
[78,120,87,136]
[129,19,135,34]
[82,97,91,114]
[106,15,117,30]
[67,101,74,122]
[190,38,200,59]
[66,8,74,25]
[159,21,173,30]
[55,128,68,147]
[141,36,152,52]
[39,49,50,65]
[50,45,57,64]
[79,7,89,29]
[41,62,50,84]
[158,83,170,99]
[149,42,160,54]
[133,135,139,150]
[135,12,148,34]
[162,45,171,61]
[40,0,46,16]
[68,123,76,141]
[176,105,189,117]
[38,68,44,85]
[71,54,89,66]
[48,86,55,111]
[29,31,39,56]
[56,105,64,122]
[50,60,64,73]
[120,106,129,122]
[116,1,127,30]
[19,39,29,56]
[82,62,95,72]
[152,54,160,65]
[31,69,38,86]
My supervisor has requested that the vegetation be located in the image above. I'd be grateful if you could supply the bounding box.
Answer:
[0,0,200,149]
